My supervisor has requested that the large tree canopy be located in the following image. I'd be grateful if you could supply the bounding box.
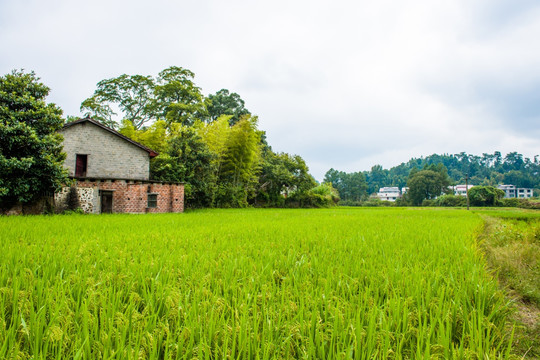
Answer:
[81,74,158,129]
[324,168,368,202]
[0,70,68,209]
[81,65,328,209]
[206,89,250,125]
[406,164,451,205]
[81,66,208,129]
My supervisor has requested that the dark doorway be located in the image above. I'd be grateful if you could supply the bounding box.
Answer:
[100,191,113,213]
[75,154,88,177]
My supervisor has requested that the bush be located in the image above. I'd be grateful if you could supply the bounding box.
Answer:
[434,194,467,207]
[469,186,505,206]
[517,199,540,210]
[286,183,339,208]
[421,199,435,207]
[338,199,363,207]
[361,198,395,207]
[500,198,520,207]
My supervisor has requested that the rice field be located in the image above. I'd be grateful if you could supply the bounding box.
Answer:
[0,208,516,359]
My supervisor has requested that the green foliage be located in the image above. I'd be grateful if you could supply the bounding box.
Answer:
[324,168,368,201]
[81,74,158,129]
[286,183,340,208]
[256,150,316,207]
[150,126,216,208]
[478,213,540,358]
[468,186,505,206]
[406,164,451,206]
[0,70,68,209]
[81,67,324,209]
[119,119,168,153]
[365,164,388,194]
[356,151,540,193]
[363,198,395,207]
[433,194,467,207]
[206,89,250,125]
[155,66,208,126]
[211,115,261,207]
[81,66,208,129]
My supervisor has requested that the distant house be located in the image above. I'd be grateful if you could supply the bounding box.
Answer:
[55,117,184,214]
[450,184,474,197]
[516,188,534,198]
[497,184,516,198]
[377,187,401,202]
[497,184,533,199]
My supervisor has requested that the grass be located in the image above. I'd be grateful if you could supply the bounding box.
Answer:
[0,208,519,359]
[474,209,540,359]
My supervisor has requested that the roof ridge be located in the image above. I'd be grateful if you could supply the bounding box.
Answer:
[62,117,159,158]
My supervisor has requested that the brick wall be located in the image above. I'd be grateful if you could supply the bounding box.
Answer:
[71,179,184,214]
[60,121,151,180]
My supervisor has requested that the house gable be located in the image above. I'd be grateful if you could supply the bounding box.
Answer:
[60,118,155,180]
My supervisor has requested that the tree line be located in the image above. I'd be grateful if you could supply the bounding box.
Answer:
[1,68,338,211]
[324,152,539,205]
[2,68,537,211]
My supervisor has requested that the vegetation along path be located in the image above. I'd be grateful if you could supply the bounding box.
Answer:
[475,209,540,359]
[0,208,536,359]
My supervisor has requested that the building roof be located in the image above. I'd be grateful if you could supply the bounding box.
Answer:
[62,117,159,158]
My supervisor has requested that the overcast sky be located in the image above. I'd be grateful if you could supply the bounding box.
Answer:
[1,0,539,180]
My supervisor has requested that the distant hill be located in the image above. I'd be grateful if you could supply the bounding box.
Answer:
[363,151,539,194]
[325,152,539,201]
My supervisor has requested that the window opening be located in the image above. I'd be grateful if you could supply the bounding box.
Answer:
[75,154,88,177]
[147,194,158,208]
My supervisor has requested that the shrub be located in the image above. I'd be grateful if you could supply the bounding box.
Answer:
[434,194,467,207]
[421,199,435,207]
[286,183,339,208]
[500,198,519,207]
[468,186,505,206]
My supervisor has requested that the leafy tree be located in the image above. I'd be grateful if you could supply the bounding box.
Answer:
[195,115,232,174]
[151,126,216,208]
[0,70,68,209]
[433,194,467,207]
[81,74,158,129]
[256,150,316,206]
[155,66,208,126]
[81,66,208,129]
[286,182,339,208]
[406,165,451,206]
[220,115,261,187]
[207,89,250,125]
[365,164,387,194]
[324,169,368,202]
[468,186,505,206]
[119,119,168,153]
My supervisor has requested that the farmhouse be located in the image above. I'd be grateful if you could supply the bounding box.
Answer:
[497,184,533,199]
[377,187,402,201]
[55,117,184,214]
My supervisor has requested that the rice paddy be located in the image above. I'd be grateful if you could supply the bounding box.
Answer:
[0,208,518,359]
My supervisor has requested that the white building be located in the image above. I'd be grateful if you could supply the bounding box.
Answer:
[377,187,401,202]
[497,184,516,198]
[517,188,534,198]
[497,184,534,199]
[450,184,474,197]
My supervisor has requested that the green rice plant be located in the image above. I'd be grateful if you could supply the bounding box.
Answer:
[0,208,517,359]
